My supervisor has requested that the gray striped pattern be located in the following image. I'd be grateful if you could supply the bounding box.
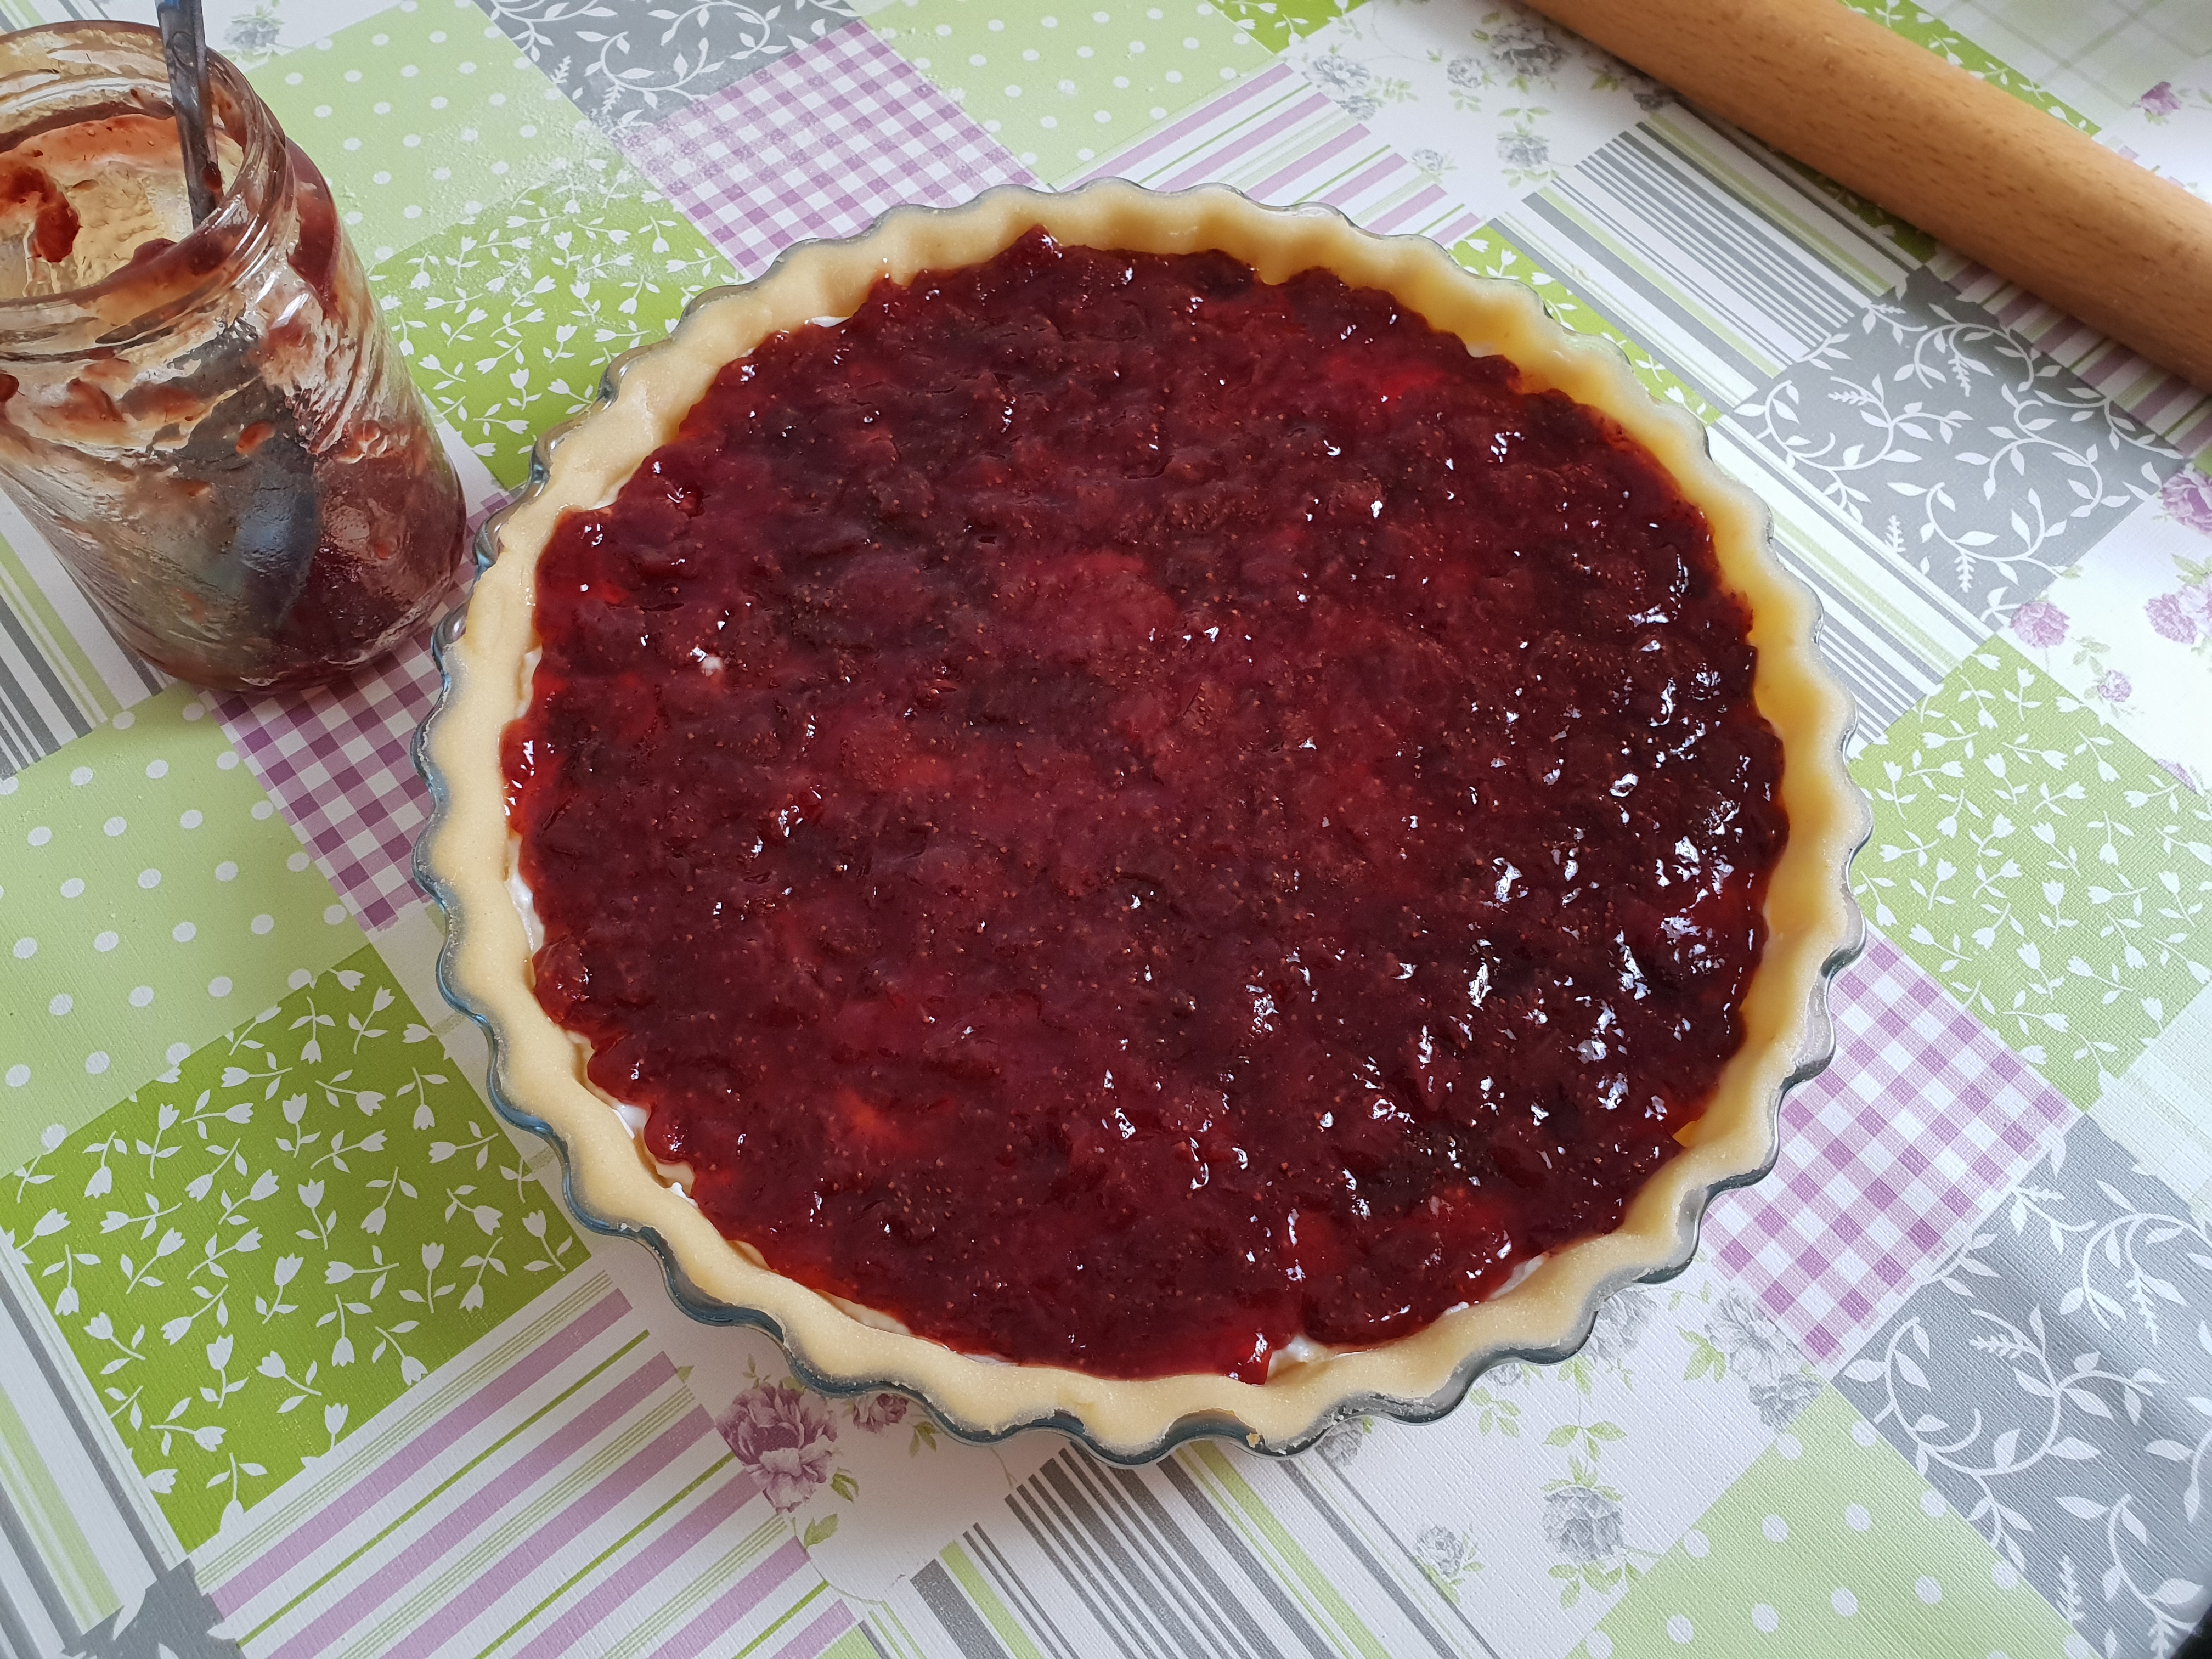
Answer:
[0,1246,200,1659]
[0,518,161,780]
[0,594,99,778]
[1509,105,1920,413]
[889,1447,1471,1659]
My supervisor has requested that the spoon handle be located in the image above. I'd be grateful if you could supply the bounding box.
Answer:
[1520,0,2212,392]
[156,0,222,224]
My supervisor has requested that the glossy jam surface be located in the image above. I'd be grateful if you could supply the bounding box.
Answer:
[508,232,1786,1381]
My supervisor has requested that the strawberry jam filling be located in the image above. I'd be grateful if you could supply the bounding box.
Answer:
[506,230,1786,1381]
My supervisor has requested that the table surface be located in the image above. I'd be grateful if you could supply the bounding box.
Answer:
[2,0,2209,1655]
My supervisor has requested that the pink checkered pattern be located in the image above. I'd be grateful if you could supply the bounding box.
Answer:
[213,624,448,934]
[624,22,1040,278]
[1702,932,2075,1368]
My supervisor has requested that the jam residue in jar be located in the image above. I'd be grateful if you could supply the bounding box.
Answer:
[0,28,462,693]
[507,230,1787,1381]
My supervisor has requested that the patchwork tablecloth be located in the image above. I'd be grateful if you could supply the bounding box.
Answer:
[2,0,2209,1655]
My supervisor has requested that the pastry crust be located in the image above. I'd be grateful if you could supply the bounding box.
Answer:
[417,181,1867,1458]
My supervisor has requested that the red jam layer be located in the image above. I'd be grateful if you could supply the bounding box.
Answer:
[507,230,1787,1381]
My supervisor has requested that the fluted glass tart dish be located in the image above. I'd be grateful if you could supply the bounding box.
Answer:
[413,180,1869,1460]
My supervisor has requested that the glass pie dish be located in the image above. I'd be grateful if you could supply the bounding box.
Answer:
[411,180,1871,1462]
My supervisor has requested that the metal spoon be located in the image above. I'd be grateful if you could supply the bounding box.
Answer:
[155,0,222,224]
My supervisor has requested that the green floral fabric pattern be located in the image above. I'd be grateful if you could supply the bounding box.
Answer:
[371,157,734,486]
[0,945,583,1550]
[1833,0,2097,132]
[1850,641,2212,1107]
[1212,0,1363,54]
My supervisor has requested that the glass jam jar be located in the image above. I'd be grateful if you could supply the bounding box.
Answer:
[0,23,462,692]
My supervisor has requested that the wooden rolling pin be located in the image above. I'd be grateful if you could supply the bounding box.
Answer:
[1519,0,2212,392]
